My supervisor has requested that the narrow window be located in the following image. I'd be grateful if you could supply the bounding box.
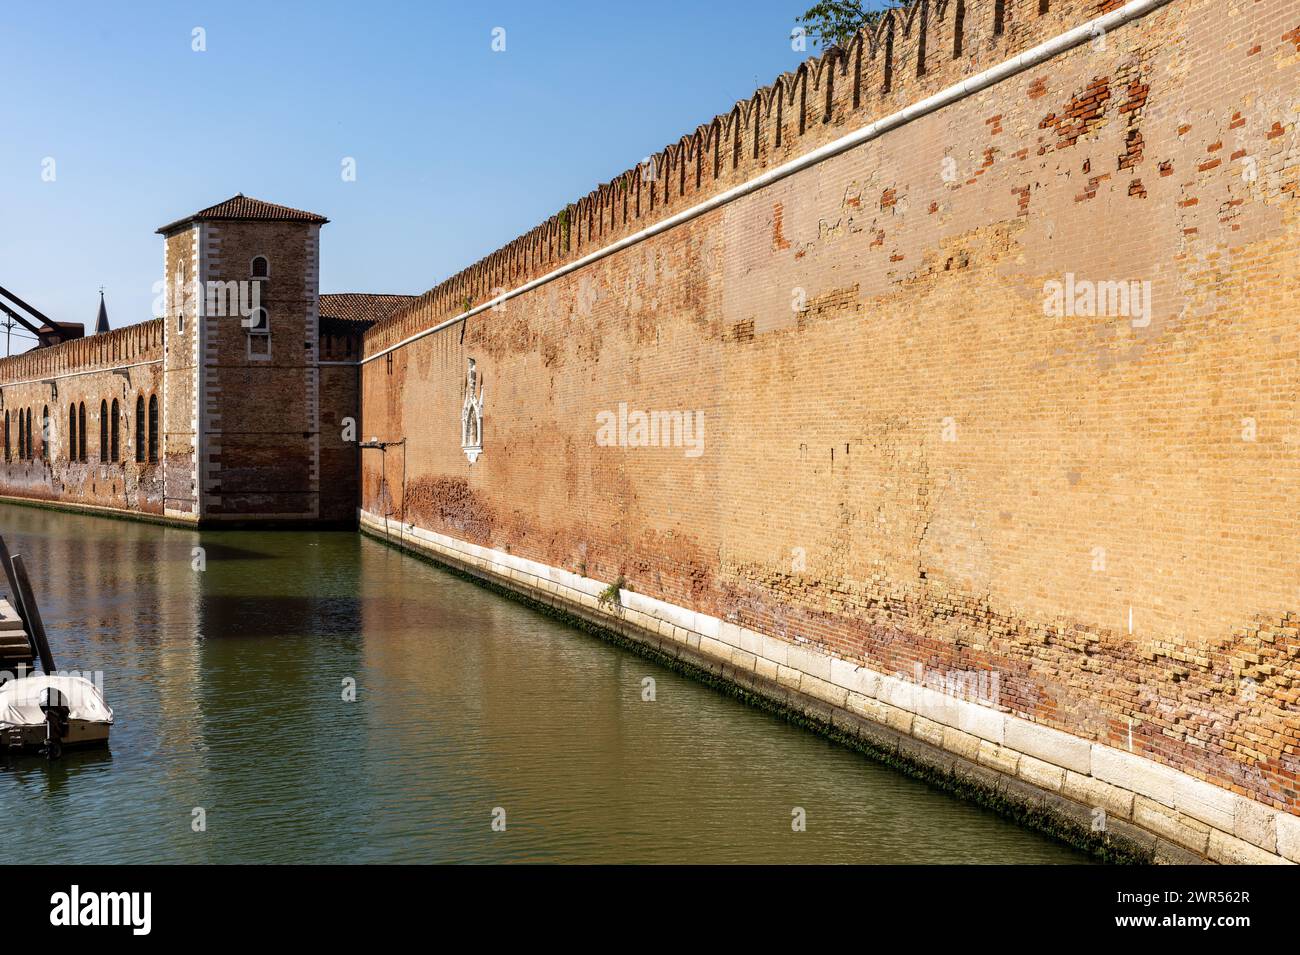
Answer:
[953,0,965,57]
[111,399,120,462]
[4,411,9,462]
[27,409,33,460]
[78,402,86,462]
[41,406,48,460]
[994,0,1005,36]
[148,394,159,463]
[1039,0,1049,13]
[135,396,145,462]
[251,256,269,279]
[100,400,109,462]
[247,307,269,334]
[16,410,23,461]
[69,404,77,461]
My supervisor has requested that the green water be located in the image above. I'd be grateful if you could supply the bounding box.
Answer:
[0,502,1089,863]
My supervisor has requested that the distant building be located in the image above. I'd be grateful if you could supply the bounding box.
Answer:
[32,321,85,348]
[0,194,415,527]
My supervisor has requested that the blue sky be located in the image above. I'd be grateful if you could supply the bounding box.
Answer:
[0,0,892,350]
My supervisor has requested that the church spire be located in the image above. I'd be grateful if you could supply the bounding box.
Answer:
[95,288,110,334]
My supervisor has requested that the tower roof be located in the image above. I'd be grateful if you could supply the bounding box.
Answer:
[156,194,329,235]
[95,290,110,334]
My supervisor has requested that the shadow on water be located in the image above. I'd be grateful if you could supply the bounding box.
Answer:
[0,503,1095,864]
[1,746,114,786]
[197,594,365,641]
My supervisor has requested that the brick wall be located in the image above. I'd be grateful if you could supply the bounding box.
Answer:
[319,321,364,525]
[360,0,1300,818]
[0,216,351,526]
[0,320,165,513]
[198,220,323,521]
[162,227,200,519]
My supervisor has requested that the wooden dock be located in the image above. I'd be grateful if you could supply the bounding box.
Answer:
[0,598,34,673]
[0,535,53,677]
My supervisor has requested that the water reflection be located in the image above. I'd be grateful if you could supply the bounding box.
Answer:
[0,502,1090,864]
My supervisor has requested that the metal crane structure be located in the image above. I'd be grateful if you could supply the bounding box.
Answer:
[0,285,85,356]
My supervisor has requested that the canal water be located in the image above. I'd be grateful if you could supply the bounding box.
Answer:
[0,502,1089,863]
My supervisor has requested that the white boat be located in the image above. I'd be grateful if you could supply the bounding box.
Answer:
[0,674,113,754]
[0,540,115,756]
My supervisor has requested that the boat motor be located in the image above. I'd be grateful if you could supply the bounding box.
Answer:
[38,685,70,759]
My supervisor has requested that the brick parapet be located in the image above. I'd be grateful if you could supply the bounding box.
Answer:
[362,0,1117,358]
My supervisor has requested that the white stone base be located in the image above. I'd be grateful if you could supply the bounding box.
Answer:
[359,509,1298,865]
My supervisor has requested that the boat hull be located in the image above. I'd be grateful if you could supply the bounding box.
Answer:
[2,720,111,750]
[0,674,114,753]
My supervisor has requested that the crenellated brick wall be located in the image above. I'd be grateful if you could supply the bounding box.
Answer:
[363,0,1131,359]
[0,320,165,514]
[0,319,162,384]
[0,0,1295,860]
[0,214,356,525]
[358,0,1300,859]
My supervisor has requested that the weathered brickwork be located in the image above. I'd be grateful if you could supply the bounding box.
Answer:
[162,227,200,520]
[0,0,1294,859]
[359,0,1300,844]
[0,321,165,514]
[319,320,365,525]
[0,201,371,527]
[189,219,323,520]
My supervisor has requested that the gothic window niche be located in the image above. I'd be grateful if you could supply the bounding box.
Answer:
[461,358,484,464]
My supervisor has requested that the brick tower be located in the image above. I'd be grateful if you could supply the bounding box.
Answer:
[156,195,329,524]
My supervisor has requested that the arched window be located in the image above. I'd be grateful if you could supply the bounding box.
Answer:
[135,395,144,462]
[69,404,77,461]
[147,394,158,463]
[251,256,269,279]
[78,402,86,462]
[41,406,48,460]
[111,399,120,462]
[4,411,9,462]
[16,410,24,461]
[99,400,108,462]
[247,307,268,334]
[24,409,32,460]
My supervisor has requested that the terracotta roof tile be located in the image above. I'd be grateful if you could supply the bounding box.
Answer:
[157,194,329,234]
[319,293,419,327]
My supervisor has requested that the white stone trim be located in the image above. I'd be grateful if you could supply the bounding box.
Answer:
[359,508,1298,865]
[305,224,321,519]
[193,222,215,518]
